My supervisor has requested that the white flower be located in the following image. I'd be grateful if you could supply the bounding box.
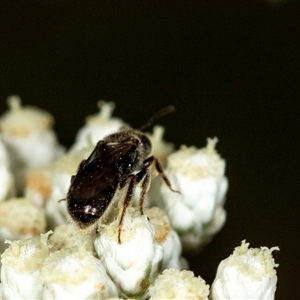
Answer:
[0,232,52,299]
[145,207,187,270]
[149,269,210,300]
[49,223,96,254]
[0,198,46,253]
[0,136,11,168]
[0,96,54,135]
[41,246,118,300]
[0,137,15,202]
[0,96,65,194]
[146,125,174,166]
[45,151,84,228]
[70,101,127,153]
[24,165,54,207]
[148,137,228,252]
[210,240,279,300]
[94,206,163,299]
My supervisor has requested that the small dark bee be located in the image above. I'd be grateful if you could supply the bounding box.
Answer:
[67,106,177,243]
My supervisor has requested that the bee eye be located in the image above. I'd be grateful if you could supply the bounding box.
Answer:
[141,135,151,155]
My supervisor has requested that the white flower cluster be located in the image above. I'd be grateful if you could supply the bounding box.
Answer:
[0,98,279,299]
[0,96,65,195]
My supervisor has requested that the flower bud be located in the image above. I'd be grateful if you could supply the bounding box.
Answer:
[70,101,127,153]
[210,240,279,300]
[49,223,96,254]
[45,151,84,228]
[24,165,54,207]
[0,137,15,202]
[0,96,65,194]
[149,138,228,252]
[94,206,163,299]
[41,246,118,299]
[0,198,46,253]
[149,269,209,300]
[1,232,52,299]
[146,125,174,166]
[145,207,187,270]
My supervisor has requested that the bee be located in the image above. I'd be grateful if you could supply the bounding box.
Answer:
[67,105,178,244]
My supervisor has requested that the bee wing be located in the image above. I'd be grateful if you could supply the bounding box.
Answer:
[71,140,137,200]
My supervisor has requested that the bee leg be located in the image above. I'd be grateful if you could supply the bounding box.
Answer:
[117,174,136,244]
[143,156,180,193]
[136,168,151,215]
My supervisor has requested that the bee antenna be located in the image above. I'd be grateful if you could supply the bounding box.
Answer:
[139,105,176,132]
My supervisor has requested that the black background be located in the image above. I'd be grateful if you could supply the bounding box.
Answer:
[1,1,299,298]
